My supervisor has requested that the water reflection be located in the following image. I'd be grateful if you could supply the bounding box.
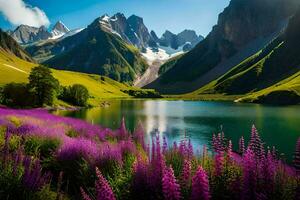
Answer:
[54,100,300,162]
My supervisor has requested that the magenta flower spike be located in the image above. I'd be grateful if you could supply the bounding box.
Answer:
[191,166,210,200]
[214,151,224,176]
[227,140,233,161]
[118,117,128,140]
[294,138,300,175]
[188,139,193,160]
[181,159,191,189]
[162,166,181,200]
[163,136,168,155]
[95,167,116,200]
[249,125,264,159]
[239,136,245,155]
[80,187,92,200]
[242,148,257,200]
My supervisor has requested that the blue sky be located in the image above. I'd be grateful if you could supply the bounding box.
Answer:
[0,0,231,37]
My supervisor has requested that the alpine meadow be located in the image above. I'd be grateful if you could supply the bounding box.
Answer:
[0,0,300,199]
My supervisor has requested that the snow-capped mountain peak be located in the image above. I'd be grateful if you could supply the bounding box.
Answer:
[51,21,70,39]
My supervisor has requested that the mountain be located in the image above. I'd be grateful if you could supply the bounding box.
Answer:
[93,13,202,54]
[96,13,156,50]
[0,29,33,62]
[146,0,300,94]
[230,6,300,104]
[10,25,52,44]
[51,21,70,39]
[134,29,203,87]
[158,29,204,51]
[9,21,71,44]
[26,16,148,84]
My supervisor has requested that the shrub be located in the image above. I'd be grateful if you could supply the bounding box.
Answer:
[24,137,60,158]
[121,89,162,98]
[59,84,89,106]
[1,82,36,107]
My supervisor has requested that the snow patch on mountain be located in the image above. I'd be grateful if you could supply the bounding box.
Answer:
[142,47,184,65]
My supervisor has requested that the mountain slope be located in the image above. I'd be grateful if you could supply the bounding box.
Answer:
[234,7,300,104]
[186,5,300,105]
[26,17,148,84]
[146,0,299,94]
[0,47,136,105]
[0,29,33,62]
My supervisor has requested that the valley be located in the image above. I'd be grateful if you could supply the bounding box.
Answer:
[1,1,300,200]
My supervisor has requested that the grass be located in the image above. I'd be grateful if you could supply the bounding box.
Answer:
[239,71,300,103]
[0,50,138,106]
[163,94,242,101]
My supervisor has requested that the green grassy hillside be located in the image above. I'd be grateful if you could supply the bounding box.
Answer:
[186,7,300,104]
[238,72,300,104]
[0,49,135,106]
[191,37,285,96]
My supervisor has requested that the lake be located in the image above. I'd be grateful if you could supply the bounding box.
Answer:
[54,100,300,162]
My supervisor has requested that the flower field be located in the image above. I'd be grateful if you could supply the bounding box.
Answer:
[0,107,299,200]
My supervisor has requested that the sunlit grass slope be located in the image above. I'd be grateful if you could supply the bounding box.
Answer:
[0,49,134,105]
[239,71,300,103]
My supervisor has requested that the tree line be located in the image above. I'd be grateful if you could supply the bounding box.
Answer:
[0,66,89,108]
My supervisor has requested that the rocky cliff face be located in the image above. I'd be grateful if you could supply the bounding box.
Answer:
[97,13,156,50]
[147,0,300,94]
[10,25,52,44]
[96,13,203,53]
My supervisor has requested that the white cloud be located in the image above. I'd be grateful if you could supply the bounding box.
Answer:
[0,0,50,27]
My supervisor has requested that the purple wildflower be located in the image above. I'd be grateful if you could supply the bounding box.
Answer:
[22,157,51,191]
[188,138,193,160]
[163,136,168,155]
[214,151,224,176]
[242,148,257,200]
[133,155,149,188]
[181,159,191,189]
[162,166,181,200]
[227,140,233,161]
[249,125,264,159]
[80,187,92,200]
[294,138,300,175]
[212,132,226,153]
[179,140,187,156]
[95,167,116,200]
[118,117,128,140]
[260,150,276,197]
[2,128,11,165]
[191,166,210,200]
[239,136,245,155]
